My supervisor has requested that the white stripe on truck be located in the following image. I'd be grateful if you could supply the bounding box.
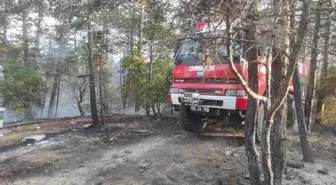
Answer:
[170,94,237,110]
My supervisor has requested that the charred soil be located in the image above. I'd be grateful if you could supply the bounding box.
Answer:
[0,117,335,185]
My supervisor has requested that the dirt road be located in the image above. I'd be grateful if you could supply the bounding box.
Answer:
[0,117,335,185]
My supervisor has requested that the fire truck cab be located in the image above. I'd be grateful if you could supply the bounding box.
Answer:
[168,23,308,134]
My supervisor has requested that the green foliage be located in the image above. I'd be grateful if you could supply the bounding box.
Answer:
[122,52,173,115]
[0,62,48,118]
[43,55,79,78]
[0,43,23,64]
[140,57,173,106]
[124,53,147,88]
[316,66,336,99]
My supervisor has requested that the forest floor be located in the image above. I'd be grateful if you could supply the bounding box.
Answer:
[0,116,335,185]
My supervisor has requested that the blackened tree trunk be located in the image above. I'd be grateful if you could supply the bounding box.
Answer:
[47,73,59,118]
[245,51,261,185]
[305,3,321,130]
[76,78,87,116]
[270,50,288,185]
[293,63,315,162]
[55,75,61,118]
[269,0,291,183]
[77,89,86,116]
[87,0,99,125]
[243,2,261,184]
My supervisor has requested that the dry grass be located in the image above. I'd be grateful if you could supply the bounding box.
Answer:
[317,101,336,126]
[0,130,47,147]
[102,178,144,185]
[0,151,68,178]
[0,121,74,148]
[19,151,65,164]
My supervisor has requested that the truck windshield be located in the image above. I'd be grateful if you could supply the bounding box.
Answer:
[175,38,242,65]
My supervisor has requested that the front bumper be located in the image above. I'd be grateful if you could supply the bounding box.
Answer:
[169,93,247,110]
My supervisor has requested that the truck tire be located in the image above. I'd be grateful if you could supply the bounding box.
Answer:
[179,105,206,133]
[256,101,264,142]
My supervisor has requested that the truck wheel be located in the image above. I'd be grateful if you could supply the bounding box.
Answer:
[179,105,206,133]
[256,101,265,142]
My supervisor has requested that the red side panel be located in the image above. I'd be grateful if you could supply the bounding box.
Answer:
[173,64,243,79]
[168,93,172,104]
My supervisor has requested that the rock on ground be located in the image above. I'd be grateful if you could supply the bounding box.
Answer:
[22,135,46,142]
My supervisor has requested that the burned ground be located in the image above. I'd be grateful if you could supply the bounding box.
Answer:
[0,117,335,185]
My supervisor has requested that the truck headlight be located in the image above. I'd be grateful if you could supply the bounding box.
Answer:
[170,88,178,94]
[225,90,246,97]
[214,90,222,94]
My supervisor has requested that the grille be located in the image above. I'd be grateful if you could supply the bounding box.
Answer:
[183,88,218,93]
[175,78,237,84]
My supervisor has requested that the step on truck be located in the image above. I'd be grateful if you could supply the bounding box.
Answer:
[168,23,309,137]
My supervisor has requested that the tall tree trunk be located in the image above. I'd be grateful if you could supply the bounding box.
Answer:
[245,50,261,185]
[316,10,331,122]
[270,0,290,184]
[34,0,43,70]
[74,30,77,51]
[305,3,321,130]
[55,75,61,118]
[244,2,261,184]
[134,3,145,113]
[2,0,8,62]
[102,17,109,115]
[47,73,59,118]
[293,63,315,162]
[148,38,154,81]
[99,62,104,125]
[137,3,144,53]
[22,10,29,67]
[270,51,288,185]
[87,0,99,125]
[77,80,87,116]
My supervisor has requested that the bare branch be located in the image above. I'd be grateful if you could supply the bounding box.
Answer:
[225,9,267,102]
[266,0,312,122]
[176,36,260,44]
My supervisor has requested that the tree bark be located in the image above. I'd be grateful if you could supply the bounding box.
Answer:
[55,75,61,118]
[245,50,261,185]
[34,0,43,70]
[47,74,59,118]
[134,4,145,113]
[87,0,99,125]
[99,61,104,125]
[137,3,144,53]
[243,2,261,184]
[22,9,29,67]
[77,79,87,116]
[261,114,273,185]
[293,63,315,163]
[270,48,288,185]
[316,9,331,122]
[2,0,8,62]
[305,3,321,130]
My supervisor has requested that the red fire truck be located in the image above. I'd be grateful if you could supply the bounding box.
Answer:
[168,23,309,136]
